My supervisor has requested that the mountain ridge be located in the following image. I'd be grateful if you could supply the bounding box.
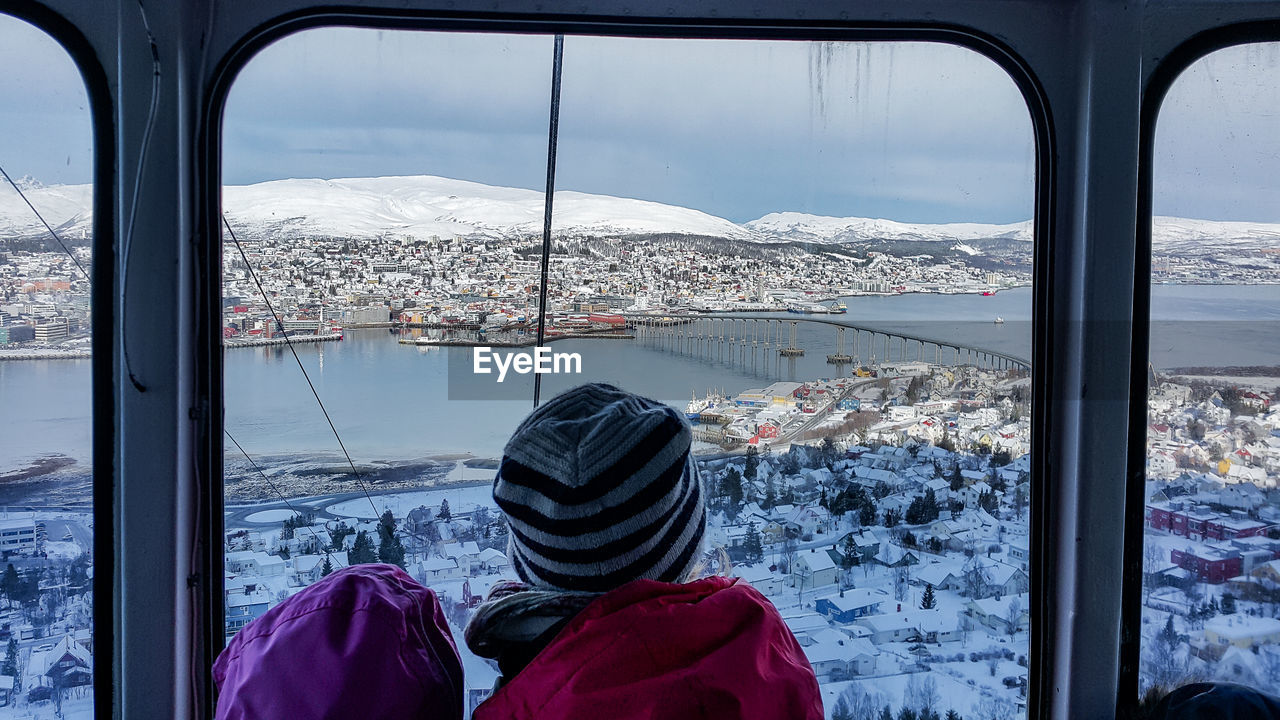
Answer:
[2,175,1278,255]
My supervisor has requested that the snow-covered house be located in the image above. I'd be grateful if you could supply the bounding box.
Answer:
[965,593,1029,633]
[815,588,889,623]
[419,556,463,581]
[855,609,962,645]
[733,563,782,596]
[791,548,839,590]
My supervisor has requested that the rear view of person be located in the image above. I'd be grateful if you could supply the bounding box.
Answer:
[465,383,823,720]
[213,563,463,720]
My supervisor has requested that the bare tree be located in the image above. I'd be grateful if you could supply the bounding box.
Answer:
[838,685,886,720]
[973,695,1015,720]
[903,674,940,717]
[1005,596,1023,636]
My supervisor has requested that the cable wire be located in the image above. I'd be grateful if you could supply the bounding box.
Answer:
[0,163,89,281]
[222,215,441,551]
[120,0,162,393]
[225,429,345,570]
[222,215,381,515]
[532,35,565,408]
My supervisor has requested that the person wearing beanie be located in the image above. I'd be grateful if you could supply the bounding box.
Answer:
[466,383,823,720]
[213,563,463,720]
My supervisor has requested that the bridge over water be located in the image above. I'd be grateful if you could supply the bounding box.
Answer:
[625,313,1031,373]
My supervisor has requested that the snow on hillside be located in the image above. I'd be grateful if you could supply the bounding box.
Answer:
[1152,215,1280,253]
[0,180,93,238]
[221,175,755,242]
[745,211,1033,243]
[3,174,1280,256]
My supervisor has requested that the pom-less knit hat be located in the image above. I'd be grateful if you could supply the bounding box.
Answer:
[493,383,706,593]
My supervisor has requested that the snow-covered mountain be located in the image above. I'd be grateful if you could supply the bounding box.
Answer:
[218,175,758,243]
[3,174,1279,259]
[745,211,1033,244]
[0,180,93,240]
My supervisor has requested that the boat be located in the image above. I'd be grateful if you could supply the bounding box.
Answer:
[982,290,996,296]
[828,301,848,314]
[686,392,705,420]
[994,317,1005,324]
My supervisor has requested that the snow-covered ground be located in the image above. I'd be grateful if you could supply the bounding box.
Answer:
[325,483,494,520]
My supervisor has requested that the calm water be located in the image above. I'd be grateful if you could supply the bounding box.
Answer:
[4,284,1279,474]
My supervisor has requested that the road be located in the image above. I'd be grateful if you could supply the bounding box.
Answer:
[223,481,493,529]
[774,377,884,445]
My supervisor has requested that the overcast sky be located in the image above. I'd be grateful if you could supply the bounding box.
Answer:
[2,16,1278,225]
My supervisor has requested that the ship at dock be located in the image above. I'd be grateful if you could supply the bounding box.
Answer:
[686,389,725,422]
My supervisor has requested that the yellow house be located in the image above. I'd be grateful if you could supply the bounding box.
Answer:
[1204,615,1280,649]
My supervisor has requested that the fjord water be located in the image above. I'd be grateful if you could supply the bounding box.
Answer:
[4,285,1279,478]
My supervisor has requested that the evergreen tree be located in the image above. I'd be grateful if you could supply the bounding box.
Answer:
[921,583,937,610]
[1221,592,1237,614]
[831,697,853,720]
[743,523,764,563]
[349,531,377,564]
[859,503,878,527]
[720,467,744,507]
[1,564,18,605]
[840,534,861,569]
[320,555,334,578]
[945,711,963,720]
[437,499,452,521]
[880,706,894,720]
[744,445,760,481]
[378,510,406,568]
[2,637,16,677]
[1161,615,1179,646]
[898,708,918,720]
[949,464,964,492]
[821,436,839,468]
[330,523,353,551]
[922,488,940,522]
[763,475,777,510]
[883,508,900,528]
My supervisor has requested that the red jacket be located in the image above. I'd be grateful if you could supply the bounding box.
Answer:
[474,576,823,720]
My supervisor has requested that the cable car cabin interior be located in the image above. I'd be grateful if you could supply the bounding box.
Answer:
[2,0,1280,718]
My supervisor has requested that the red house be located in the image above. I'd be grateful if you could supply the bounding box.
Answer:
[1169,548,1242,584]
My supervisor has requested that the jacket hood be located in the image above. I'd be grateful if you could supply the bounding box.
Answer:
[213,563,463,720]
[474,575,823,720]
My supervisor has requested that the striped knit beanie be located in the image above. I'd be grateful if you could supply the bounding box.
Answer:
[493,383,706,593]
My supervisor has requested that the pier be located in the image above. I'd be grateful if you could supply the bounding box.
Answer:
[224,333,344,349]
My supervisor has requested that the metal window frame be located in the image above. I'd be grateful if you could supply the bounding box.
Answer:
[7,1,1280,719]
[1119,17,1280,716]
[0,5,115,720]
[197,11,1056,720]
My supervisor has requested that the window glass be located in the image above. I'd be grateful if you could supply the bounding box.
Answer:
[1141,42,1280,697]
[547,37,1034,719]
[221,29,551,716]
[0,13,96,720]
[223,30,1035,719]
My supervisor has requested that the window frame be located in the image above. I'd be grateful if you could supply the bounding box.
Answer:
[0,4,116,720]
[1120,18,1280,714]
[198,12,1056,720]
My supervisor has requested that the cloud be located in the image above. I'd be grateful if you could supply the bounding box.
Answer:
[0,15,93,186]
[224,29,1036,224]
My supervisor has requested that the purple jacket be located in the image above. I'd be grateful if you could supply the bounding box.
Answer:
[213,563,463,720]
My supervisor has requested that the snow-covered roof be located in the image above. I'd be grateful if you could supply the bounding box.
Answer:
[817,588,889,612]
[1205,615,1280,641]
[477,547,507,563]
[421,556,459,572]
[796,549,837,572]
